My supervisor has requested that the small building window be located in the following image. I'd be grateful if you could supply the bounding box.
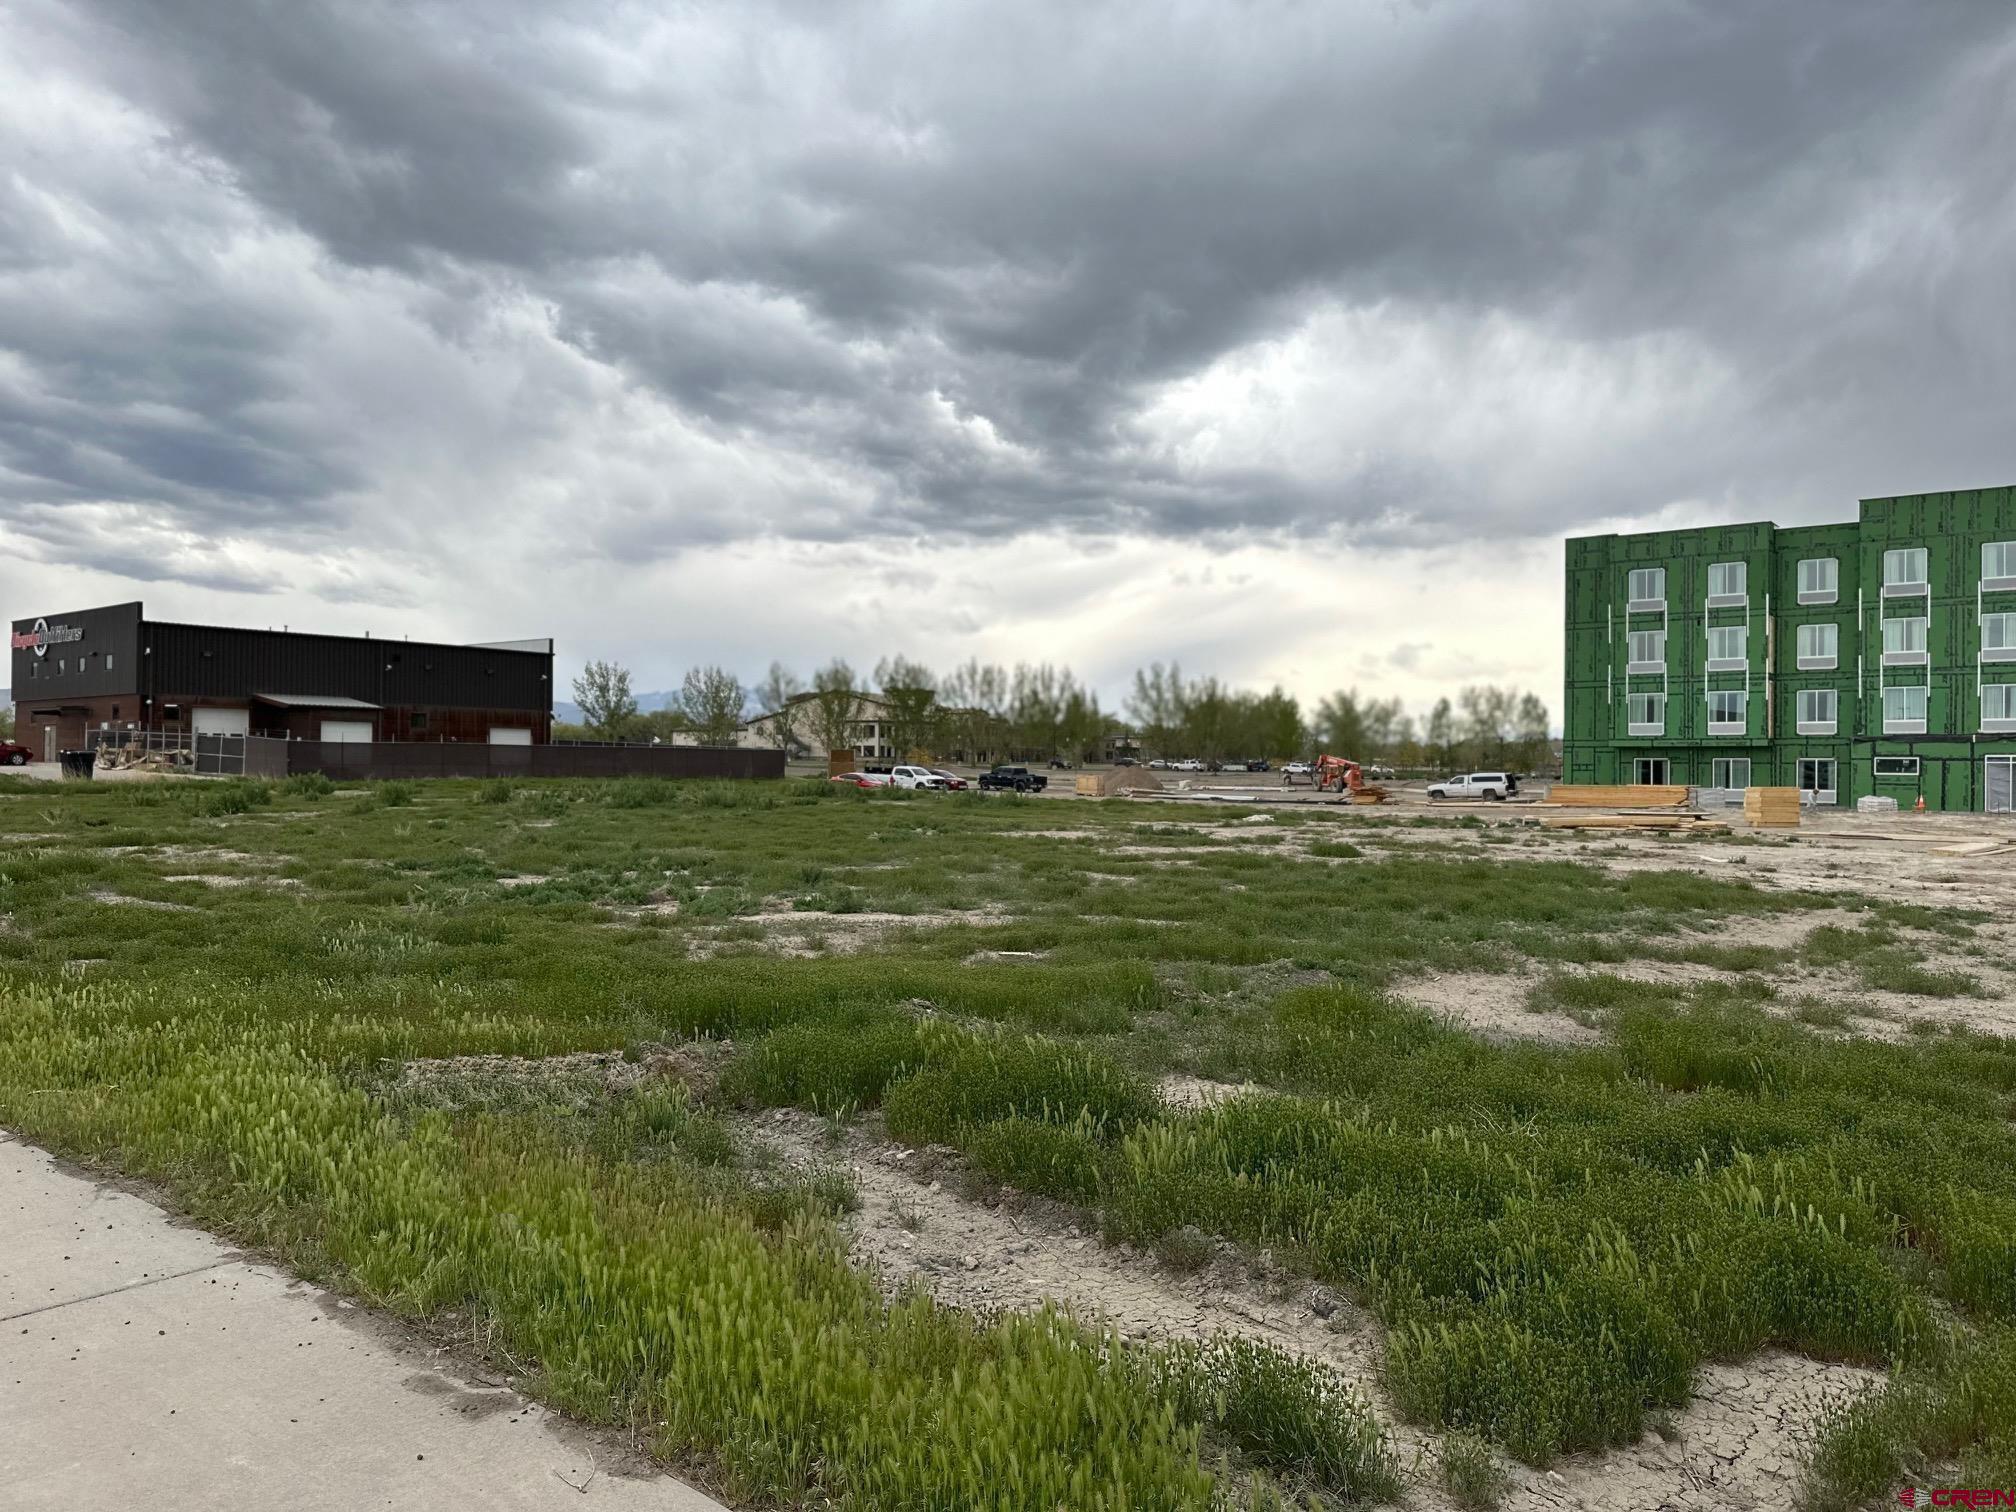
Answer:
[1627,629,1665,668]
[1882,616,1928,664]
[1627,567,1666,607]
[105,654,114,671]
[1708,690,1746,731]
[1884,547,1928,592]
[1984,684,2016,731]
[1983,541,2016,586]
[410,711,430,732]
[1626,692,1665,733]
[1707,625,1747,668]
[1798,758,1838,801]
[1707,561,1747,601]
[1710,757,1751,790]
[1796,688,1837,735]
[1796,622,1838,669]
[1984,612,2016,662]
[1872,756,1919,779]
[1797,558,1838,604]
[1883,685,1927,733]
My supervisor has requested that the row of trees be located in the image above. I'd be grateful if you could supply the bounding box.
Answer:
[565,655,1553,773]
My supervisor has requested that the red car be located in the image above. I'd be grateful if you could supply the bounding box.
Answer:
[829,771,891,789]
[0,740,31,766]
[928,768,969,790]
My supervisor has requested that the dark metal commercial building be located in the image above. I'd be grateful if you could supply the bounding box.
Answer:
[10,602,553,760]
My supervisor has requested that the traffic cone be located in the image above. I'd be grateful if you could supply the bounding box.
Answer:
[1915,793,1926,813]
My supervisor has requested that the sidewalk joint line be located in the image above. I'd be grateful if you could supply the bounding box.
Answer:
[2,1259,239,1324]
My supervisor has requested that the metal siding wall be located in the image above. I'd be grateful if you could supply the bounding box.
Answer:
[282,741,786,781]
[145,622,550,714]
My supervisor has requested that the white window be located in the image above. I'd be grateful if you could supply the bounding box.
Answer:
[1796,622,1838,669]
[104,654,114,672]
[1884,547,1928,592]
[1982,541,2016,585]
[1708,690,1746,731]
[1983,612,2016,660]
[1796,688,1837,735]
[1627,629,1665,668]
[1710,757,1751,790]
[1799,758,1838,802]
[1983,684,2016,730]
[1883,685,1927,733]
[1707,626,1748,668]
[1707,561,1747,602]
[1627,692,1665,734]
[1882,616,1928,664]
[1634,758,1669,785]
[1797,558,1838,604]
[1873,756,1919,779]
[1627,567,1666,607]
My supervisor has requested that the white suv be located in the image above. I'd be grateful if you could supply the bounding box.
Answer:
[1426,772,1518,801]
[889,765,949,790]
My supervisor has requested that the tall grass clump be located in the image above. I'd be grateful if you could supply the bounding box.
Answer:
[375,779,417,807]
[278,771,336,800]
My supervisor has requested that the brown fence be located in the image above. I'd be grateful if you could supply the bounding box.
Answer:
[261,738,784,781]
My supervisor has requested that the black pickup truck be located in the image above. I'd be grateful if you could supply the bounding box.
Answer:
[977,764,1048,793]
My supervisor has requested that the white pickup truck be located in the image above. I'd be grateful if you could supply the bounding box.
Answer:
[889,765,950,790]
[1426,771,1519,801]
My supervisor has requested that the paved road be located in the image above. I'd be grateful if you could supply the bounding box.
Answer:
[1,1132,726,1512]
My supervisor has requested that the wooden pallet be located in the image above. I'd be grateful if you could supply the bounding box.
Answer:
[1541,814,1728,832]
[1547,784,1689,809]
[1743,787,1801,828]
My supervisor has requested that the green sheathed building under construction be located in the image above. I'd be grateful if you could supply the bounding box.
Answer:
[1564,484,2016,813]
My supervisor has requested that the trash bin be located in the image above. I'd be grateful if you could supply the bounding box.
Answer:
[58,749,97,780]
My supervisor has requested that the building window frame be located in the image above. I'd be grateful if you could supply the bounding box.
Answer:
[1797,557,1838,604]
[1626,567,1666,611]
[1796,688,1838,736]
[1982,540,2016,592]
[1981,611,2016,663]
[1798,757,1838,805]
[1707,624,1747,671]
[1707,689,1746,734]
[1883,546,1929,596]
[1882,615,1929,666]
[1710,757,1751,791]
[1872,756,1919,779]
[1795,621,1838,670]
[1626,691,1665,736]
[1626,628,1665,673]
[1633,757,1670,786]
[1706,560,1748,607]
[1982,682,2016,733]
[1883,684,1927,735]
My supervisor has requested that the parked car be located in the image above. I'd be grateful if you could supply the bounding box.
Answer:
[889,765,949,790]
[1147,758,1170,770]
[1048,757,1072,769]
[1113,757,1141,768]
[1170,758,1206,772]
[1426,771,1519,801]
[1245,758,1271,772]
[928,768,969,790]
[829,771,891,789]
[0,740,31,766]
[1282,761,1313,779]
[978,764,1048,793]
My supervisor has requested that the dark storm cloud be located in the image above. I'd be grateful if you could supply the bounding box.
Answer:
[2,0,2013,589]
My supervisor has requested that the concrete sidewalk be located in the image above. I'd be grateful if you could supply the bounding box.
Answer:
[1,1132,726,1511]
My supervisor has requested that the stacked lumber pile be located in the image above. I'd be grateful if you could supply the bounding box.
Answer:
[1078,767,1164,798]
[1542,814,1728,832]
[1548,784,1689,809]
[1743,787,1802,828]
[1351,785,1390,804]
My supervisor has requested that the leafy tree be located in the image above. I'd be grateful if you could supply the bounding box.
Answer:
[754,662,809,755]
[1425,697,1456,770]
[635,707,690,744]
[1458,685,1519,767]
[809,659,862,760]
[939,659,1010,763]
[680,665,746,746]
[1313,689,1368,757]
[1247,687,1305,760]
[571,659,639,739]
[1513,691,1551,773]
[1126,663,1183,758]
[875,656,939,761]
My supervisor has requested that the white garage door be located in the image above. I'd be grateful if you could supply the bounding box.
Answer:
[319,720,373,744]
[192,707,250,737]
[488,727,533,746]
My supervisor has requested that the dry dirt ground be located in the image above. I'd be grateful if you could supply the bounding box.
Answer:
[749,1107,1880,1512]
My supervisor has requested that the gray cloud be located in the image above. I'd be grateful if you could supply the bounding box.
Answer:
[0,0,2012,677]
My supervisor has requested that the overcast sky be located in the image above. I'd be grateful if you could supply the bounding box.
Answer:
[3,1,2012,719]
